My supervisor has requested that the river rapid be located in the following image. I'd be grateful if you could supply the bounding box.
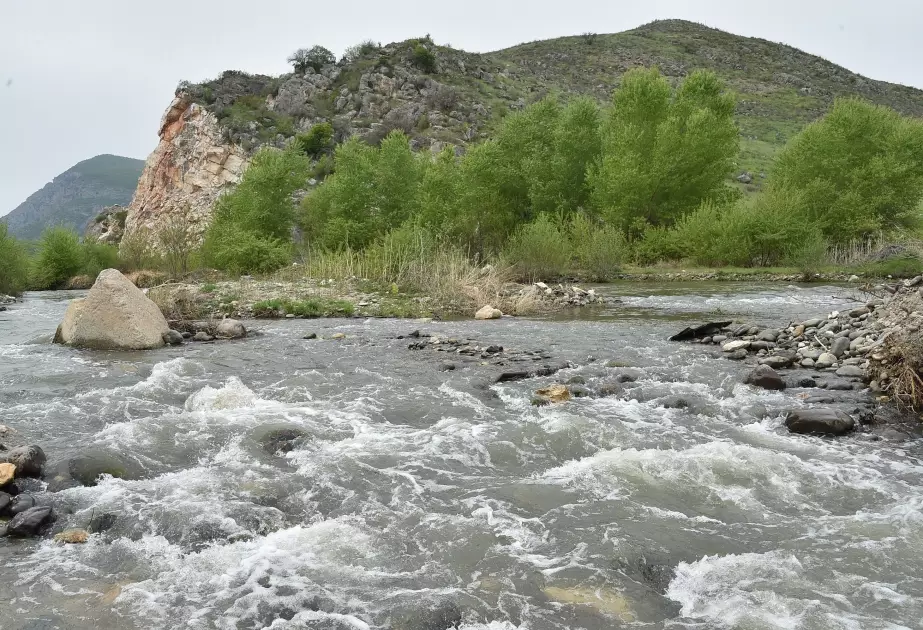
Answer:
[1,283,922,630]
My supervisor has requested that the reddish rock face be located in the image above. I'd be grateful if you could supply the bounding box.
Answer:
[121,96,249,250]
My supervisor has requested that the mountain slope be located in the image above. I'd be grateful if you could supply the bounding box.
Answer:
[4,155,144,240]
[121,19,923,244]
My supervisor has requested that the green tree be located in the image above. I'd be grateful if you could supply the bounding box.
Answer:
[32,227,86,289]
[0,224,30,296]
[295,122,334,158]
[773,97,923,242]
[589,68,739,237]
[203,146,310,273]
[287,46,335,74]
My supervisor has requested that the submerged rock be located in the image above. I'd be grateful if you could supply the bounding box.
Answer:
[54,269,170,350]
[47,449,139,490]
[669,321,732,342]
[0,462,14,487]
[0,445,46,478]
[744,365,786,391]
[253,424,308,455]
[784,409,855,436]
[392,601,462,630]
[5,505,54,537]
[535,384,571,404]
[54,529,90,544]
[162,329,185,345]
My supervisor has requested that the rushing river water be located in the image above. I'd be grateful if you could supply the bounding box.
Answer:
[1,284,922,630]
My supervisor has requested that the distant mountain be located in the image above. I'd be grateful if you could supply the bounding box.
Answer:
[3,154,144,240]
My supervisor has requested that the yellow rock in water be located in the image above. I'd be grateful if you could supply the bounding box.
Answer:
[543,586,635,621]
[54,529,89,544]
[0,462,15,487]
[330,332,346,340]
[535,384,571,403]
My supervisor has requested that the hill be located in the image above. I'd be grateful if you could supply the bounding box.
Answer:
[3,155,144,240]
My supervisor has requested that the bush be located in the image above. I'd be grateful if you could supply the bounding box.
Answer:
[119,228,158,272]
[82,241,120,278]
[157,213,196,278]
[630,225,686,266]
[505,214,571,281]
[295,123,334,158]
[203,146,310,274]
[412,44,437,73]
[774,98,923,243]
[0,224,30,296]
[568,214,625,280]
[32,227,86,290]
[341,40,380,64]
[288,46,335,74]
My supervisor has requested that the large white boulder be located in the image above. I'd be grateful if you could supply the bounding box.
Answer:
[475,305,503,320]
[54,269,170,350]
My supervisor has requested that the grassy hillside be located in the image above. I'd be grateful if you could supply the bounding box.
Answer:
[3,154,144,240]
[187,19,923,194]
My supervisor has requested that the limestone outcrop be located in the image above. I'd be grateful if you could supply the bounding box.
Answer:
[121,96,248,249]
[54,269,170,350]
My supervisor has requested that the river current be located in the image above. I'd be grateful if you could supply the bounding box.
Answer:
[1,283,922,630]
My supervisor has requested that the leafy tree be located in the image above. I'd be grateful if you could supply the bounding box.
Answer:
[588,68,739,237]
[412,44,437,73]
[0,223,30,296]
[32,227,86,289]
[295,122,334,158]
[204,146,310,273]
[773,97,923,242]
[287,46,335,74]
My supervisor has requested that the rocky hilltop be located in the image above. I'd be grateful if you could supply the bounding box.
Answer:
[122,19,923,245]
[4,155,144,241]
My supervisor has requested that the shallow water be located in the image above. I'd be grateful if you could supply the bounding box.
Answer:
[1,283,922,630]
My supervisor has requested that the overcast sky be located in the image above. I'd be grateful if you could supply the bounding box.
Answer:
[2,0,922,215]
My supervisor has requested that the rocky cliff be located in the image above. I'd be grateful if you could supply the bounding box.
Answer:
[122,97,248,246]
[121,20,923,246]
[3,155,143,240]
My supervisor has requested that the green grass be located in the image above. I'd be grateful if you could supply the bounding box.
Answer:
[200,283,218,293]
[252,297,356,318]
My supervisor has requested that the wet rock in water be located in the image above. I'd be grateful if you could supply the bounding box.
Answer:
[722,340,751,352]
[659,395,691,410]
[47,449,139,490]
[725,349,748,361]
[543,586,635,622]
[0,445,46,478]
[792,376,817,388]
[757,329,780,342]
[0,491,10,515]
[595,382,625,398]
[192,331,213,342]
[815,353,837,369]
[392,601,463,630]
[253,424,308,455]
[181,331,193,339]
[330,332,346,340]
[439,363,456,372]
[566,376,586,385]
[303,332,318,340]
[669,321,732,342]
[831,337,850,358]
[216,318,247,339]
[535,384,571,404]
[759,355,792,370]
[474,305,502,320]
[784,409,855,436]
[54,269,170,350]
[836,365,866,379]
[801,358,816,368]
[0,462,14,487]
[162,329,184,346]
[54,528,89,544]
[568,385,592,398]
[531,397,551,407]
[745,365,786,391]
[802,318,823,328]
[804,396,834,404]
[614,370,640,383]
[5,505,54,537]
[495,363,568,383]
[87,512,118,533]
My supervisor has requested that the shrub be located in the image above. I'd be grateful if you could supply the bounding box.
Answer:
[568,213,625,280]
[288,46,335,74]
[0,224,30,296]
[341,40,380,64]
[412,44,437,73]
[773,98,923,243]
[505,214,571,281]
[157,213,196,278]
[119,228,158,272]
[82,241,119,278]
[588,68,739,236]
[203,146,310,274]
[630,225,685,266]
[32,227,86,289]
[295,123,334,158]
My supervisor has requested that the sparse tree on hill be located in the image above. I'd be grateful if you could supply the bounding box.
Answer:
[287,46,335,74]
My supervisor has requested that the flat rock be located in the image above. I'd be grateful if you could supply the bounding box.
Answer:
[784,409,855,436]
[535,384,570,403]
[5,505,55,537]
[216,319,247,339]
[815,353,837,368]
[54,529,90,544]
[724,349,748,360]
[836,365,866,378]
[831,337,850,358]
[745,365,786,391]
[757,329,780,342]
[669,321,732,342]
[722,340,750,352]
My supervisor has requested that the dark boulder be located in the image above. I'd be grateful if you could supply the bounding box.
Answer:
[10,493,36,514]
[744,365,786,391]
[253,424,308,455]
[0,445,46,478]
[5,505,54,537]
[393,601,463,630]
[0,491,10,516]
[46,449,140,491]
[784,409,855,436]
[669,321,732,342]
[162,329,185,346]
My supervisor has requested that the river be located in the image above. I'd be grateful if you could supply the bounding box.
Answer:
[1,283,922,630]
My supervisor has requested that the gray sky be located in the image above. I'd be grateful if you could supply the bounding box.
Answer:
[2,0,922,216]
